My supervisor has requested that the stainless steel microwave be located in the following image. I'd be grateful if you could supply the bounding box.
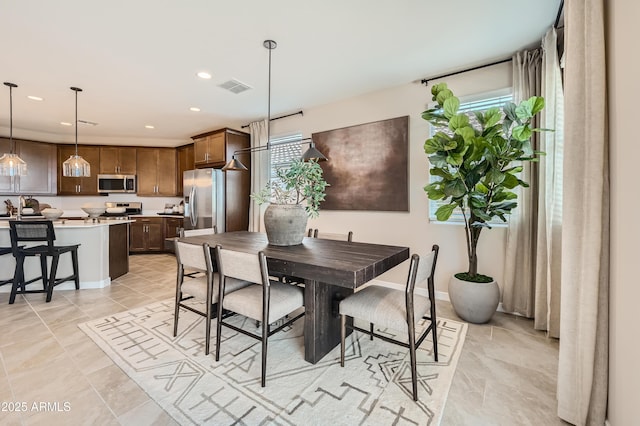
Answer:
[97,174,136,193]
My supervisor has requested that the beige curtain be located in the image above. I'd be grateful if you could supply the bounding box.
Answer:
[502,48,542,317]
[502,29,564,339]
[536,28,564,338]
[557,0,609,424]
[248,120,269,232]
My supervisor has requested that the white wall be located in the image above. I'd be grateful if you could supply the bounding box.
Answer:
[607,1,640,423]
[270,63,512,293]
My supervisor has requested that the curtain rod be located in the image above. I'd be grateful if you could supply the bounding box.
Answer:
[241,110,303,129]
[421,3,562,87]
[554,0,564,29]
[421,57,512,86]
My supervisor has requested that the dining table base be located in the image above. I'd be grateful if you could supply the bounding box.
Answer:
[303,280,354,364]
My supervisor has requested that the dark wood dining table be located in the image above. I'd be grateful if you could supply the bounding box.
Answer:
[179,231,409,364]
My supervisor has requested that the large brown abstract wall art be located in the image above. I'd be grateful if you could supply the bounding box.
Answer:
[312,116,409,211]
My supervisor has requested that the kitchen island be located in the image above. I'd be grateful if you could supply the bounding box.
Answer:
[0,219,133,293]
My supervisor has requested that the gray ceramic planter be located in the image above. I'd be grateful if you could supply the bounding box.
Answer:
[448,275,500,324]
[264,204,308,246]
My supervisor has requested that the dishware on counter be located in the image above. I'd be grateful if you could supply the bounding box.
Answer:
[81,206,106,218]
[41,208,64,220]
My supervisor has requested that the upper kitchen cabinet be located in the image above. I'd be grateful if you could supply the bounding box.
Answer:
[57,145,101,195]
[177,143,194,196]
[191,128,249,168]
[136,147,177,196]
[0,138,57,195]
[99,147,137,175]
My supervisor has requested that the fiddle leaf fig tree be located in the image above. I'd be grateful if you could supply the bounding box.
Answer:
[251,159,329,218]
[422,83,546,282]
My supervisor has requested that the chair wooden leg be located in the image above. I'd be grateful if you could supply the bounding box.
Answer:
[204,298,212,356]
[431,315,439,362]
[340,315,346,367]
[9,257,24,304]
[39,255,48,290]
[261,316,268,387]
[46,254,60,303]
[369,322,374,340]
[173,293,181,338]
[71,249,80,290]
[408,321,418,401]
[215,296,224,362]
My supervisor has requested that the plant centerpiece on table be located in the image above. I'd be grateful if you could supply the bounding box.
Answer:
[252,158,329,246]
[422,82,546,323]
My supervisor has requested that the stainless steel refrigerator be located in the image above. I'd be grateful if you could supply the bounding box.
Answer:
[183,168,225,232]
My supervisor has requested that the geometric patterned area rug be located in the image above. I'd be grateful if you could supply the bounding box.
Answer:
[79,300,467,425]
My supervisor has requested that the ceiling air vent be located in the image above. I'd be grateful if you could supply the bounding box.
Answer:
[218,79,252,94]
[78,119,98,126]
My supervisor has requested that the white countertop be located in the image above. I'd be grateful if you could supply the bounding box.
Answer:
[0,219,135,229]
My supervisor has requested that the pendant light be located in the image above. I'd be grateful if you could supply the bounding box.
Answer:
[222,40,326,171]
[62,86,91,177]
[0,82,28,177]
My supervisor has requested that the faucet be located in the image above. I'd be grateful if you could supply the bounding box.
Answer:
[17,195,25,219]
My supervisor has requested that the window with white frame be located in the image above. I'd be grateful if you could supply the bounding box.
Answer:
[269,133,303,185]
[427,91,513,224]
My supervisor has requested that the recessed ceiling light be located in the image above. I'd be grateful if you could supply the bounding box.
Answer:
[145,125,155,129]
[60,121,72,126]
[27,95,44,101]
[197,71,212,80]
[190,107,201,112]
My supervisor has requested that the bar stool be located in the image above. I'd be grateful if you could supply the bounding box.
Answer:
[0,246,14,287]
[8,220,80,304]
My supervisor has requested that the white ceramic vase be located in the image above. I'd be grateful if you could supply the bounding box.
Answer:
[448,275,500,324]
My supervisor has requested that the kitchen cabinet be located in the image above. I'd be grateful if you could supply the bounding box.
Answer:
[193,132,224,166]
[191,128,249,168]
[190,128,250,231]
[129,216,182,253]
[177,143,194,196]
[57,145,101,195]
[129,217,164,252]
[99,147,137,175]
[136,148,177,196]
[0,138,57,195]
[109,222,130,279]
[163,216,183,252]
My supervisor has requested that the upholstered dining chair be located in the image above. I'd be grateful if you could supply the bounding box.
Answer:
[8,220,80,304]
[179,226,218,237]
[178,226,218,279]
[214,245,305,387]
[339,244,440,401]
[309,229,354,242]
[173,241,250,355]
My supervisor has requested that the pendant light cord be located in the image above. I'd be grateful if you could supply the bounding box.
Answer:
[3,82,18,154]
[263,40,276,149]
[9,85,14,154]
[70,86,83,157]
[75,88,78,156]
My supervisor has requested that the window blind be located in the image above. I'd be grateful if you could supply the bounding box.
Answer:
[269,133,303,184]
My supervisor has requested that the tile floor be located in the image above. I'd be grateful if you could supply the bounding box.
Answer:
[0,254,565,425]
